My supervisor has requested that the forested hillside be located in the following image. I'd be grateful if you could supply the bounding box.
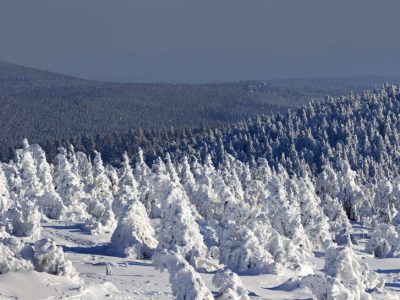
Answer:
[47,84,400,189]
[1,61,398,162]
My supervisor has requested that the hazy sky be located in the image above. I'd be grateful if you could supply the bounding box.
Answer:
[1,0,399,83]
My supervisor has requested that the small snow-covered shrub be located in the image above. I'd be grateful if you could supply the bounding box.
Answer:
[37,192,65,220]
[4,202,41,240]
[32,238,78,279]
[110,200,157,259]
[218,220,277,275]
[153,249,213,300]
[366,223,400,258]
[0,234,33,274]
[212,268,250,300]
[301,246,384,299]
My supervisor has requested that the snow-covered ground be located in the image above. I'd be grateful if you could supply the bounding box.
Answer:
[1,220,399,300]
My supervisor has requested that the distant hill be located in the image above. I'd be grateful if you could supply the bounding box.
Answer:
[0,61,398,159]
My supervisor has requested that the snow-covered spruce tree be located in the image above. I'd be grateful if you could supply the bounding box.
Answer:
[190,155,237,222]
[155,169,215,272]
[106,164,119,197]
[28,144,65,220]
[112,152,138,219]
[134,148,158,216]
[0,165,11,213]
[139,156,166,218]
[189,157,222,220]
[365,223,400,258]
[74,151,94,191]
[264,176,312,252]
[84,151,116,234]
[301,245,384,299]
[373,180,397,224]
[153,249,213,300]
[2,162,23,202]
[218,199,307,275]
[296,177,331,248]
[14,140,40,201]
[217,217,277,275]
[53,149,88,221]
[337,160,365,221]
[0,232,33,274]
[110,199,158,259]
[212,268,250,300]
[165,153,180,184]
[179,156,198,201]
[317,165,352,244]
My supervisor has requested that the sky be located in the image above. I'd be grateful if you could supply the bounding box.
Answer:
[1,0,400,83]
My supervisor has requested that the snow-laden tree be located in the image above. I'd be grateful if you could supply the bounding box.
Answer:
[265,176,312,252]
[317,165,352,244]
[156,183,215,272]
[218,200,307,275]
[219,154,245,203]
[218,218,277,274]
[14,140,40,200]
[153,249,213,300]
[179,156,197,199]
[106,165,119,197]
[165,153,180,184]
[134,148,159,217]
[2,162,23,202]
[0,165,11,213]
[373,180,397,224]
[0,233,33,274]
[28,144,65,219]
[337,160,365,221]
[4,201,41,240]
[190,155,237,222]
[138,157,168,218]
[74,151,94,191]
[31,238,78,280]
[301,246,384,299]
[112,152,138,219]
[296,177,331,248]
[134,148,151,183]
[53,149,88,221]
[212,268,250,300]
[110,199,158,259]
[84,151,116,234]
[366,223,400,258]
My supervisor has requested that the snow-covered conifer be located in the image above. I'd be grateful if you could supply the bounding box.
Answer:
[301,246,384,299]
[366,223,400,258]
[53,150,88,221]
[4,201,41,240]
[31,238,78,280]
[153,249,213,300]
[85,151,116,234]
[156,181,214,272]
[0,165,11,213]
[111,200,157,259]
[212,268,250,300]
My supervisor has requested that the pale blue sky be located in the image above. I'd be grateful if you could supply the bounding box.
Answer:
[1,0,399,83]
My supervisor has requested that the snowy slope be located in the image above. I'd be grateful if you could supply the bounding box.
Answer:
[1,220,399,299]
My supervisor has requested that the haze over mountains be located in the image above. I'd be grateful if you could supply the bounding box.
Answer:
[0,61,399,160]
